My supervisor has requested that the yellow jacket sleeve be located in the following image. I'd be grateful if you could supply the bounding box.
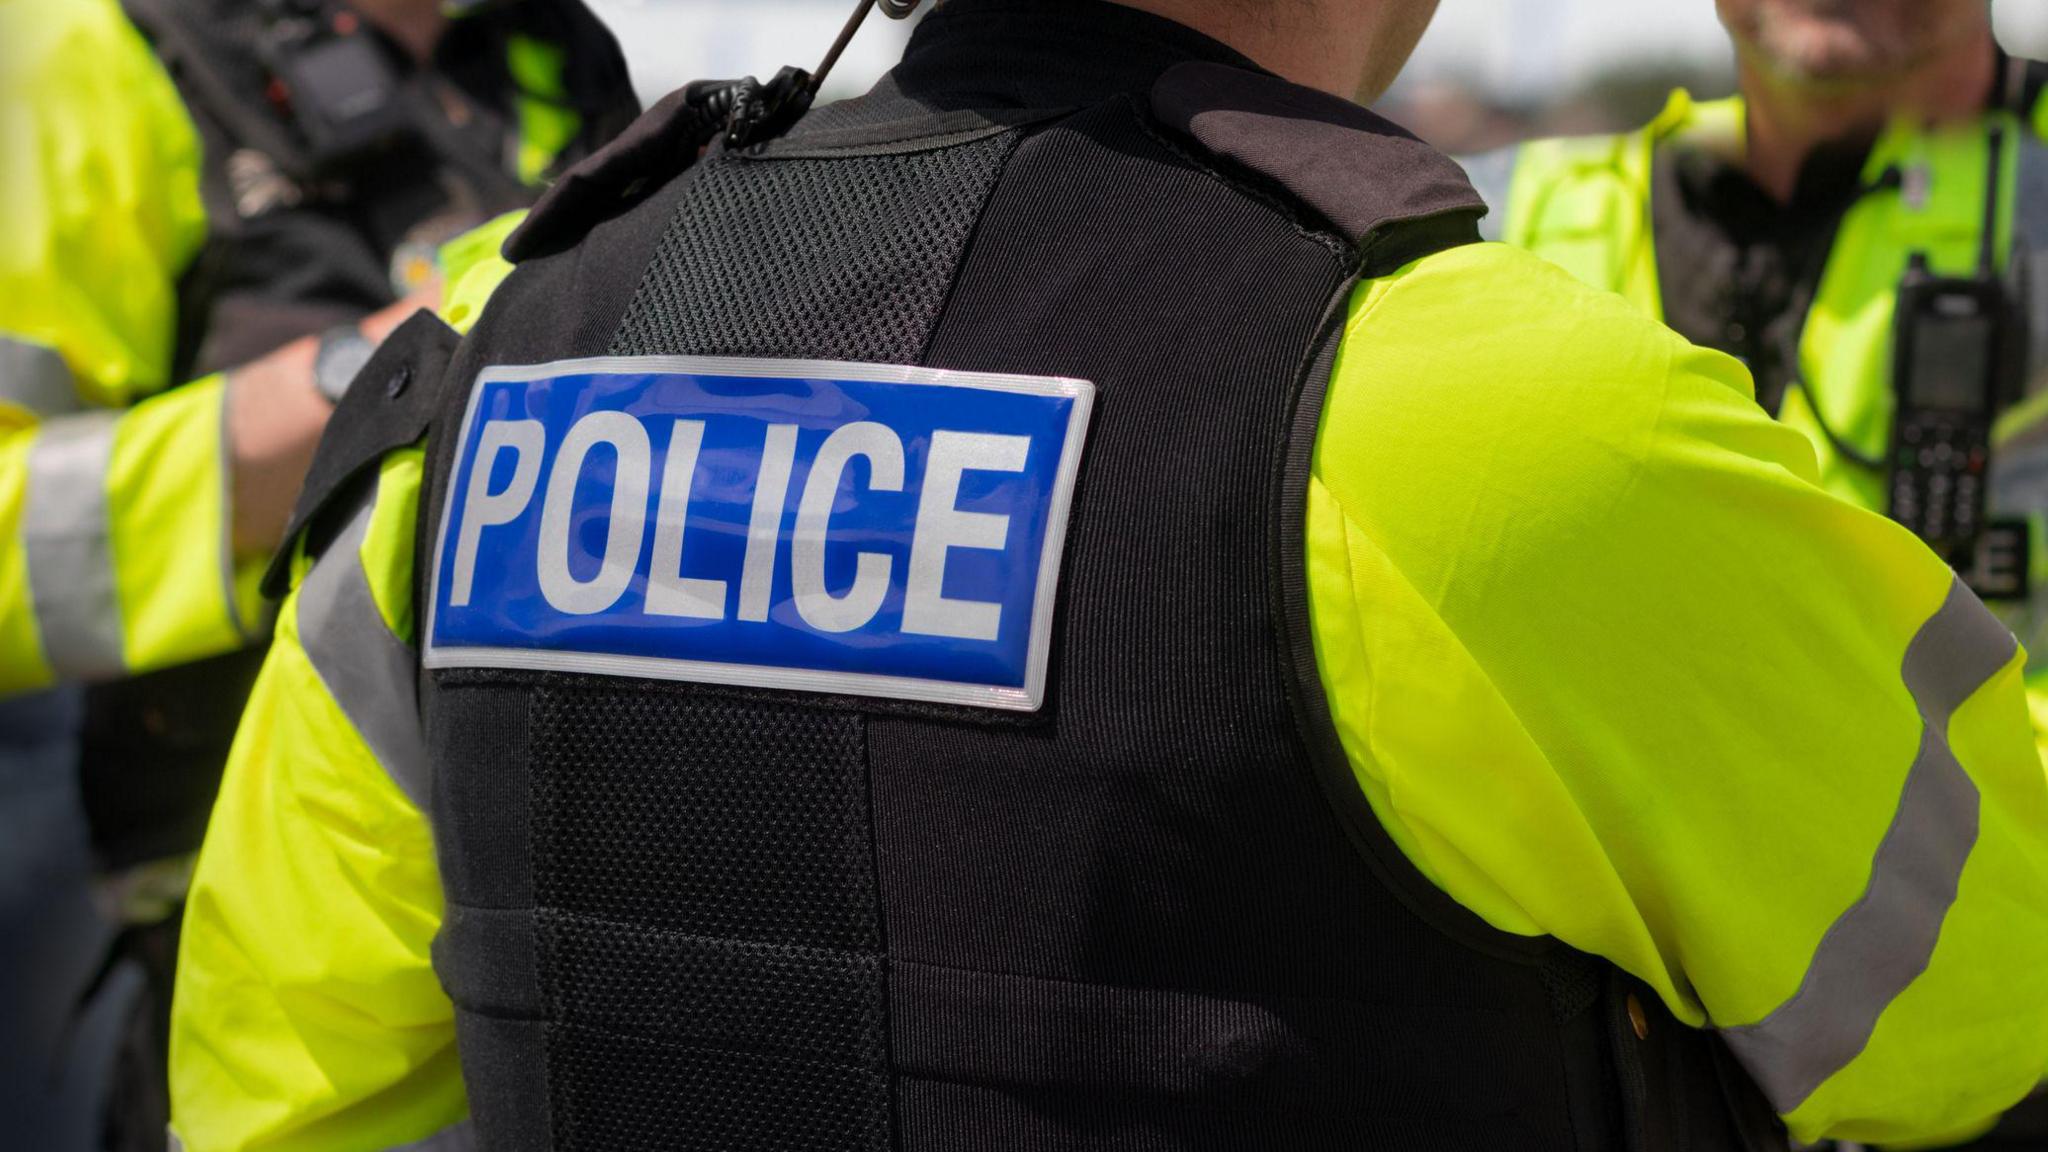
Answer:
[1307,241,2048,1146]
[168,237,514,1148]
[0,0,206,410]
[170,447,467,1152]
[0,0,261,695]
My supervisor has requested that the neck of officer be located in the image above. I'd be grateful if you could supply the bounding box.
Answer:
[351,0,449,63]
[1738,28,1999,203]
[1109,0,1371,99]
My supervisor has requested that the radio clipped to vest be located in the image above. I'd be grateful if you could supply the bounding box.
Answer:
[257,0,411,176]
[719,0,925,150]
[1886,124,2031,600]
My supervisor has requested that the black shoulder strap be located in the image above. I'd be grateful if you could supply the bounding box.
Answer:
[1149,61,1485,275]
[262,309,462,597]
[503,80,743,263]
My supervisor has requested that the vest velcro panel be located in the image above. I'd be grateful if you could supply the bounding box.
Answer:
[533,685,887,1151]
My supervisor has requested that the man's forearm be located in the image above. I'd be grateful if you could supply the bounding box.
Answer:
[224,291,437,557]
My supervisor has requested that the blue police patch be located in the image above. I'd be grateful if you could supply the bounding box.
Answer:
[425,356,1095,711]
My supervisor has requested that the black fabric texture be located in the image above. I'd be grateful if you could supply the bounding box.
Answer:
[456,1012,554,1152]
[418,1,1768,1148]
[1604,972,1782,1152]
[609,133,1019,363]
[528,687,889,1152]
[429,676,536,914]
[76,651,262,869]
[412,135,759,1151]
[1150,60,1484,264]
[434,904,544,1018]
[1950,1092,2048,1148]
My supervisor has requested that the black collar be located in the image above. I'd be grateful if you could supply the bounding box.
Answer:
[891,0,1265,110]
[1672,45,2038,238]
[1667,130,1873,249]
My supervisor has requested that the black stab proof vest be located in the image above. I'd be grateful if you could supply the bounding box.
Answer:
[360,4,1789,1148]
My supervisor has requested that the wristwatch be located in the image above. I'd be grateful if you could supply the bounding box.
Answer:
[312,325,376,405]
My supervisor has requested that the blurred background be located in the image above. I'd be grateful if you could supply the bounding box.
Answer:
[587,0,2048,152]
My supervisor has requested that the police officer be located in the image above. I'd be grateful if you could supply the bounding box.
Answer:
[1465,1,2048,760]
[170,0,2048,1149]
[1468,12,2048,1144]
[0,2,441,1143]
[78,0,640,902]
[0,0,634,1145]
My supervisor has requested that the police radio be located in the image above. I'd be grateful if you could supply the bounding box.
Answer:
[260,0,410,174]
[721,0,927,149]
[1884,125,2030,599]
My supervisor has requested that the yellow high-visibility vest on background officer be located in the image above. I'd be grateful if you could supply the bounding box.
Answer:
[170,5,2048,1150]
[1463,60,2048,758]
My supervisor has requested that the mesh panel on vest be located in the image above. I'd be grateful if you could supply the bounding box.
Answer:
[611,134,1018,362]
[515,130,1017,1152]
[532,685,890,1151]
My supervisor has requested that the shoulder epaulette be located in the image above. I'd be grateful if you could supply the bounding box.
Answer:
[1150,62,1486,274]
[504,80,742,263]
[262,310,461,598]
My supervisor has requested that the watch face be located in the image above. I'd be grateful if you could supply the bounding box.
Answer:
[316,329,377,403]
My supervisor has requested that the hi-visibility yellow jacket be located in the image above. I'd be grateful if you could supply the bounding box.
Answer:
[0,0,262,693]
[1464,89,2048,763]
[170,210,2048,1148]
[0,0,595,699]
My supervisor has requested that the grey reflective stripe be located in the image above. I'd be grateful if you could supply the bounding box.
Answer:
[0,336,82,417]
[1722,578,2015,1114]
[23,411,125,678]
[1456,144,1521,243]
[297,480,430,810]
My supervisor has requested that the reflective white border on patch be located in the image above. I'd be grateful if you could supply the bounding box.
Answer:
[423,354,1096,712]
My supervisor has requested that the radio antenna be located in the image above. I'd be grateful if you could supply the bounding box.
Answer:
[725,0,926,148]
